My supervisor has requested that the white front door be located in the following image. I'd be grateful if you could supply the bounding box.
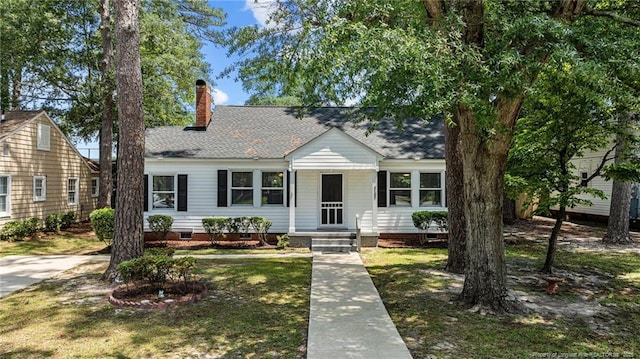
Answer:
[320,173,344,227]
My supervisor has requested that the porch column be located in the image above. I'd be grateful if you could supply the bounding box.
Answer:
[288,170,296,233]
[372,171,378,232]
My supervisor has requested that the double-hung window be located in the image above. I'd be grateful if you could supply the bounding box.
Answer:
[33,176,46,202]
[152,175,175,209]
[0,175,10,217]
[231,172,253,205]
[420,172,442,207]
[389,172,412,206]
[91,178,99,197]
[67,177,79,205]
[262,171,284,205]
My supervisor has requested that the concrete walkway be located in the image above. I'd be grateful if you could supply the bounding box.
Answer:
[307,252,412,359]
[0,255,108,298]
[1,252,412,358]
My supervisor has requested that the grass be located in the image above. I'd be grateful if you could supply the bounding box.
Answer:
[0,257,311,358]
[362,247,640,358]
[0,233,107,257]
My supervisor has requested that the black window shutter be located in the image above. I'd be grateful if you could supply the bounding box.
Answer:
[217,170,228,207]
[286,170,290,207]
[377,170,387,207]
[177,174,188,211]
[143,174,148,211]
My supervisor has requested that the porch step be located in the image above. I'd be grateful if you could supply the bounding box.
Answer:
[312,236,355,253]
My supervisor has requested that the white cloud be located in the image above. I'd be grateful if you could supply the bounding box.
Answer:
[244,0,278,28]
[212,88,229,105]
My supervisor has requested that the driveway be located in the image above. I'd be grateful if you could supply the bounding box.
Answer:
[0,255,108,298]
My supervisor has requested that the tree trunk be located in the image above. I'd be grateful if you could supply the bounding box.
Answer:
[98,0,114,209]
[603,180,633,244]
[542,206,565,274]
[603,123,634,244]
[503,192,516,225]
[445,116,466,274]
[104,0,145,281]
[456,99,522,313]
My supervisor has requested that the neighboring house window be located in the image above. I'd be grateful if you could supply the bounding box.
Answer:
[420,172,442,207]
[37,123,51,151]
[91,178,99,197]
[33,176,47,202]
[262,171,284,205]
[0,175,10,217]
[580,172,589,187]
[389,172,412,206]
[152,175,175,209]
[231,171,253,205]
[67,177,79,205]
[2,143,8,156]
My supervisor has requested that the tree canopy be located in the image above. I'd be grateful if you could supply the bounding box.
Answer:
[0,0,224,140]
[218,0,640,311]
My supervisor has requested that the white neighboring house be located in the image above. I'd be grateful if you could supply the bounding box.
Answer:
[565,146,639,222]
[144,80,446,247]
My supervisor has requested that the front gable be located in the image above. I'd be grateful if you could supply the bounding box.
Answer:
[285,127,383,170]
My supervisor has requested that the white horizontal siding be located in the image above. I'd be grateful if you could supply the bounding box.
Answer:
[294,171,318,230]
[346,171,375,231]
[144,159,290,233]
[288,129,379,170]
[565,147,616,217]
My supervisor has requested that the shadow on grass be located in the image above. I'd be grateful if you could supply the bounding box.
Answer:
[0,258,311,358]
[363,248,640,358]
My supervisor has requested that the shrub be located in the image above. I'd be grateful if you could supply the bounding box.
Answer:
[61,211,76,229]
[276,234,290,249]
[0,221,27,241]
[228,217,251,237]
[202,217,229,245]
[412,211,448,244]
[147,214,173,244]
[90,207,115,246]
[23,217,42,237]
[44,213,63,232]
[116,251,196,291]
[249,217,272,246]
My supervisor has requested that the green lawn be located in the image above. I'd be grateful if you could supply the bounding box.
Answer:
[0,258,311,358]
[362,246,640,358]
[0,233,107,257]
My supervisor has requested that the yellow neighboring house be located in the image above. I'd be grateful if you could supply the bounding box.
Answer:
[0,110,99,226]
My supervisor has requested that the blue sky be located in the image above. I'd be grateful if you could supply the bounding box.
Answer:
[205,0,267,105]
[78,0,268,157]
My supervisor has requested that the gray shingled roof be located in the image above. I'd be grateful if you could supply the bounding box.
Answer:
[145,106,444,160]
[0,110,43,141]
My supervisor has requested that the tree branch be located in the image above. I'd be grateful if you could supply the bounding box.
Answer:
[586,144,617,184]
[584,7,640,27]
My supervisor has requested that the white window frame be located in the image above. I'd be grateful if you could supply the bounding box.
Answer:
[33,175,47,202]
[37,123,51,151]
[91,178,99,198]
[151,174,176,210]
[261,171,285,206]
[580,171,589,187]
[419,172,444,207]
[389,172,412,207]
[67,177,79,205]
[230,171,254,206]
[0,175,10,217]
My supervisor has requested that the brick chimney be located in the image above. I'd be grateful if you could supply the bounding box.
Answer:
[195,79,211,128]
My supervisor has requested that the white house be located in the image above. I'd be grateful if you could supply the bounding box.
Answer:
[144,80,446,248]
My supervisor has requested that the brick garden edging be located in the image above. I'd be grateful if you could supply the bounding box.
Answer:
[108,282,207,310]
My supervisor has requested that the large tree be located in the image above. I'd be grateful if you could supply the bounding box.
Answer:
[104,0,145,280]
[220,0,639,311]
[98,0,115,209]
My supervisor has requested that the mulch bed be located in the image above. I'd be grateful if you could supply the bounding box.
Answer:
[109,281,207,309]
